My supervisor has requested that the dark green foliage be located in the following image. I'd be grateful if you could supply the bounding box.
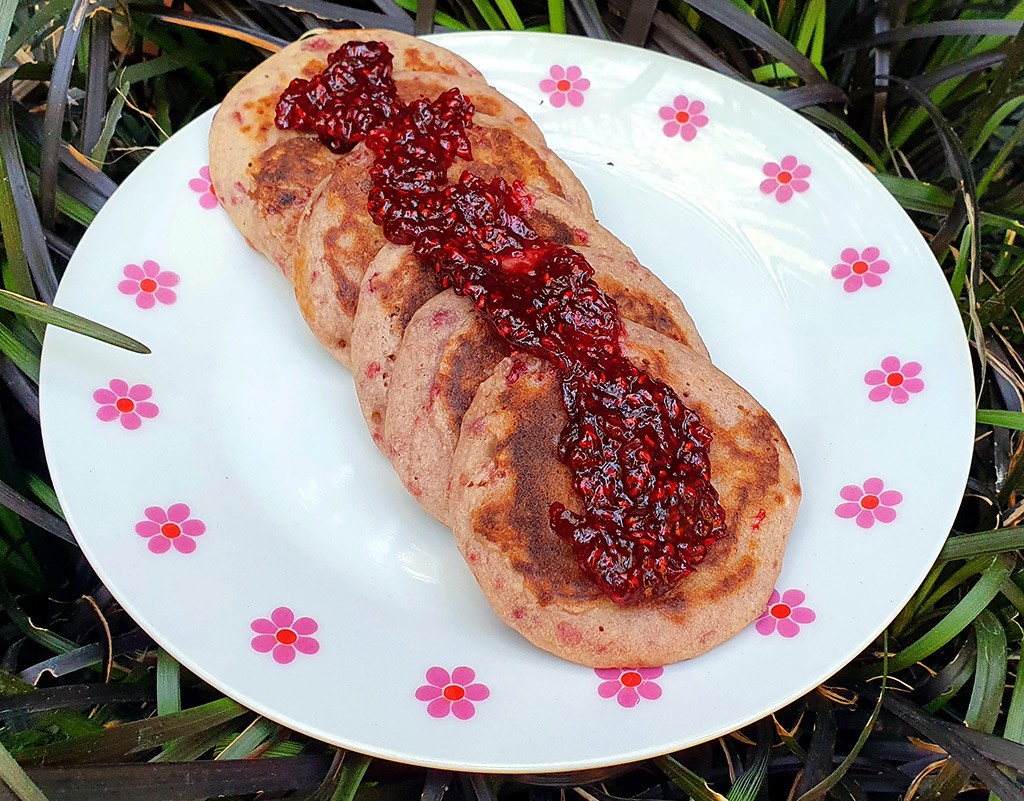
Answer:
[1,1,1023,799]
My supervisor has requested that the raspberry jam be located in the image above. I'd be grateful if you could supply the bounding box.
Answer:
[277,43,728,604]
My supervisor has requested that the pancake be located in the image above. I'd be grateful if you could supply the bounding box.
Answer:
[350,189,699,444]
[383,291,504,520]
[447,322,800,667]
[209,29,544,279]
[294,126,594,366]
[382,250,711,523]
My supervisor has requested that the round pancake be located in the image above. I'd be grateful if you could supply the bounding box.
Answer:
[294,123,594,366]
[383,290,504,520]
[448,322,801,667]
[382,251,710,524]
[209,29,544,278]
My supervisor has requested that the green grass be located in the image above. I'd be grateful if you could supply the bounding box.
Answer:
[1,1,1023,799]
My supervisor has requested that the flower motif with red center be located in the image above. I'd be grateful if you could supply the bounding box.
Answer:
[415,666,490,719]
[831,247,890,293]
[658,95,709,141]
[135,503,206,554]
[188,166,218,209]
[835,477,903,529]
[118,260,179,309]
[864,356,925,404]
[595,667,663,708]
[93,380,159,430]
[760,155,811,203]
[118,260,179,311]
[539,66,590,108]
[250,607,320,664]
[755,589,815,637]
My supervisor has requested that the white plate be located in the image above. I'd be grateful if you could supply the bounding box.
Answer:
[39,32,974,772]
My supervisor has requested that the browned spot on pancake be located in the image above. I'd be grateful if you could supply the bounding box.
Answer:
[608,282,684,343]
[713,412,783,505]
[323,227,362,317]
[630,341,671,379]
[247,95,277,128]
[527,208,577,245]
[463,128,565,199]
[375,253,437,329]
[436,320,505,433]
[471,370,601,606]
[717,555,755,596]
[249,138,335,225]
[403,49,458,75]
[468,95,502,118]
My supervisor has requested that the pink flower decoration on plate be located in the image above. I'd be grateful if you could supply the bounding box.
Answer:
[658,95,708,141]
[415,666,490,719]
[118,260,179,308]
[865,356,925,404]
[93,380,158,430]
[188,166,218,209]
[756,589,815,637]
[835,477,903,529]
[832,247,890,293]
[595,667,663,708]
[135,503,206,554]
[760,155,811,203]
[250,607,320,664]
[539,66,590,108]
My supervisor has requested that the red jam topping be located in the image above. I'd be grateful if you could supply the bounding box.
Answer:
[277,44,728,604]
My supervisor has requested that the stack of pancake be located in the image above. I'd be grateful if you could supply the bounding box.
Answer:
[210,29,801,667]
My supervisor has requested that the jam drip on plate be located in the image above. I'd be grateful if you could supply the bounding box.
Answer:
[276,43,728,604]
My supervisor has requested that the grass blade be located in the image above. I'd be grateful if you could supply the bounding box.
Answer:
[38,0,97,229]
[684,0,834,86]
[0,318,40,382]
[655,755,727,801]
[18,698,249,766]
[941,527,1024,560]
[0,475,73,543]
[155,649,180,717]
[0,738,49,801]
[548,0,565,33]
[887,556,1012,672]
[726,720,769,801]
[965,611,1006,733]
[332,752,372,801]
[0,290,150,354]
[26,756,333,801]
[215,717,279,759]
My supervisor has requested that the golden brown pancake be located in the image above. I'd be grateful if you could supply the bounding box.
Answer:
[209,29,545,279]
[383,291,503,520]
[448,322,800,667]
